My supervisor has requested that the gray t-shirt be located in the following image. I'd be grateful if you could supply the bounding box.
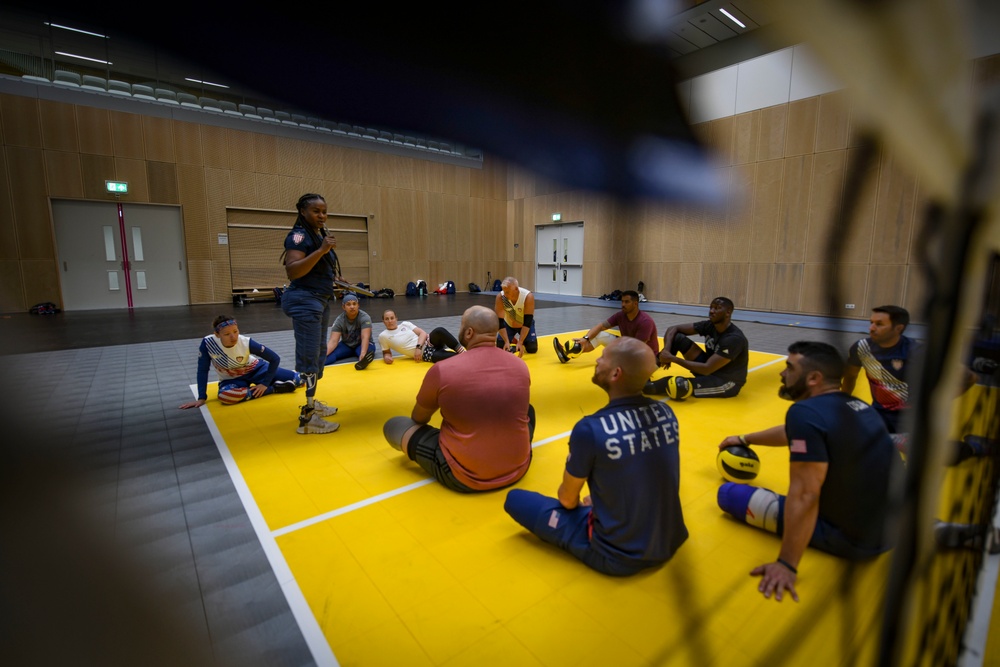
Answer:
[331,310,372,348]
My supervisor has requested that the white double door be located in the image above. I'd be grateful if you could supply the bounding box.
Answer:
[535,222,584,296]
[52,200,189,310]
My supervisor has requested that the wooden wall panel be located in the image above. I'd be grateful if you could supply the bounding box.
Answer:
[816,91,850,153]
[757,105,787,161]
[275,136,303,178]
[358,150,378,185]
[0,82,941,313]
[254,173,281,210]
[626,262,662,300]
[750,159,783,263]
[427,192,445,262]
[39,100,79,152]
[0,259,24,311]
[187,259,215,304]
[228,129,255,172]
[0,148,16,259]
[842,146,880,263]
[680,207,707,263]
[321,144,343,182]
[253,133,278,174]
[805,149,846,263]
[172,120,203,165]
[177,164,210,262]
[380,189,416,262]
[706,116,735,165]
[7,146,51,258]
[771,263,803,313]
[901,264,927,317]
[700,262,748,306]
[733,110,759,165]
[871,152,917,264]
[110,111,144,159]
[76,106,112,155]
[745,263,773,311]
[777,155,813,263]
[300,140,324,183]
[799,264,869,316]
[82,154,118,200]
[865,264,908,313]
[724,164,754,262]
[678,262,702,304]
[44,151,84,198]
[277,175,304,211]
[230,171,256,208]
[785,97,818,157]
[1,94,40,148]
[114,157,151,202]
[201,125,229,169]
[147,161,179,204]
[142,116,174,162]
[20,259,59,306]
[205,169,233,302]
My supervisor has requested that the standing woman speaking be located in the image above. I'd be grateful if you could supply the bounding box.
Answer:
[281,193,342,434]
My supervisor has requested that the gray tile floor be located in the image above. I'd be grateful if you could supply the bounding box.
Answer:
[0,294,859,666]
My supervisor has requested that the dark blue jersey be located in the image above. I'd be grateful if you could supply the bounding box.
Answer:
[284,224,335,294]
[566,395,688,564]
[785,392,897,550]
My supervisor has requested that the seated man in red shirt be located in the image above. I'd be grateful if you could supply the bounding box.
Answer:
[382,305,535,492]
[553,290,658,363]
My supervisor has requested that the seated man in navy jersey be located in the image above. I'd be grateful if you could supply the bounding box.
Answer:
[505,337,688,576]
[717,341,899,602]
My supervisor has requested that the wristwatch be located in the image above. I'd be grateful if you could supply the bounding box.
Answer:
[583,335,590,341]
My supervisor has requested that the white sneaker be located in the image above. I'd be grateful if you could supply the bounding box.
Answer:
[310,400,338,417]
[297,411,340,435]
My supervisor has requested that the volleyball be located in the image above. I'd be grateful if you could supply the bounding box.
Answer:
[716,445,760,482]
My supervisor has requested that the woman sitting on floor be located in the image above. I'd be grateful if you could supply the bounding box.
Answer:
[179,315,301,409]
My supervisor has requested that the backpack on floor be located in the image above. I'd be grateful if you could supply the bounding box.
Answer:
[405,281,418,296]
[446,280,456,294]
[29,301,60,315]
[468,283,481,292]
[491,279,502,291]
[416,280,427,296]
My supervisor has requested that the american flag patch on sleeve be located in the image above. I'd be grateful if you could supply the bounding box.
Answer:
[790,439,808,454]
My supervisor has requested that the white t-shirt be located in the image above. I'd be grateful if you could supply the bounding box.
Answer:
[378,321,421,356]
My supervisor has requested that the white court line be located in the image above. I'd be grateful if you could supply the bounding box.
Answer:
[193,385,339,667]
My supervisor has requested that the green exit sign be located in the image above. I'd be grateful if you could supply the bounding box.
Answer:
[106,180,128,193]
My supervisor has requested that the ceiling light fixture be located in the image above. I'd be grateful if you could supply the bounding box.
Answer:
[44,22,108,39]
[718,8,746,29]
[184,77,230,89]
[55,51,112,65]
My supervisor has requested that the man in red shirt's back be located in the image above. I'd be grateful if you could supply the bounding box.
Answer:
[383,305,534,492]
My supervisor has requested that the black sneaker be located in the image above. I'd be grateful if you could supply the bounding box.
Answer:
[553,337,570,363]
[273,380,297,394]
[355,349,375,370]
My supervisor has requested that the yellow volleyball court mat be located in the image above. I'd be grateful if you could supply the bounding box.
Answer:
[194,333,917,667]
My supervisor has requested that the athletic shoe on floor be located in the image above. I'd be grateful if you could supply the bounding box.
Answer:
[273,380,297,393]
[643,380,662,395]
[355,349,375,370]
[553,337,570,363]
[297,411,340,435]
[310,400,338,417]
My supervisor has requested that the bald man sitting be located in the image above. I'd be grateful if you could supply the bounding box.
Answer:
[505,337,688,576]
[494,276,537,356]
[383,306,535,493]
